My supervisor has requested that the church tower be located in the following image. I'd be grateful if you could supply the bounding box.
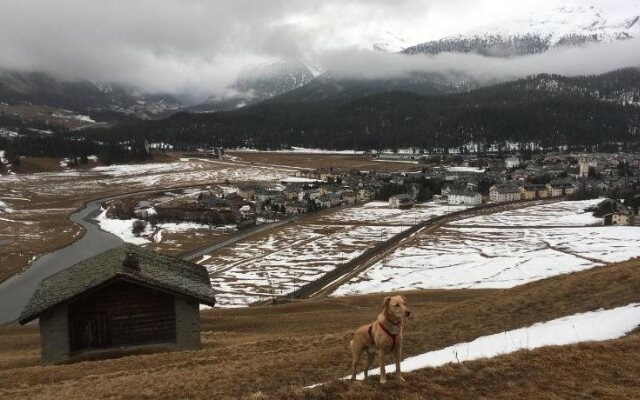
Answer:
[579,153,590,178]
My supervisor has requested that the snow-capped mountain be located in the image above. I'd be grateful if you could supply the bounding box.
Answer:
[197,59,315,111]
[404,0,640,56]
[372,29,411,52]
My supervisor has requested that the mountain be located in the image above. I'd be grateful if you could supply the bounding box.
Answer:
[259,70,477,107]
[403,1,640,57]
[85,69,640,151]
[193,59,316,112]
[0,70,183,120]
[196,1,640,113]
[372,28,411,52]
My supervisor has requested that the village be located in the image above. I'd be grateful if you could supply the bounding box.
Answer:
[102,150,640,237]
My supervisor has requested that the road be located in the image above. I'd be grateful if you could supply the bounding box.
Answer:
[291,199,560,301]
[0,199,122,324]
[181,219,295,261]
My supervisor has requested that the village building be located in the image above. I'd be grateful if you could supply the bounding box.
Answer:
[564,183,578,196]
[237,185,259,200]
[19,245,216,365]
[271,197,287,209]
[579,153,591,178]
[448,190,482,206]
[489,184,521,203]
[603,210,632,226]
[328,193,342,207]
[358,187,375,202]
[285,201,309,215]
[282,186,301,201]
[546,182,565,198]
[319,184,341,196]
[505,156,523,169]
[299,188,320,201]
[341,190,357,205]
[155,202,239,224]
[254,188,282,203]
[520,184,549,200]
[314,195,332,208]
[389,194,414,209]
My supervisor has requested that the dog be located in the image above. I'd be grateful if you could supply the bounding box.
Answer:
[350,295,412,384]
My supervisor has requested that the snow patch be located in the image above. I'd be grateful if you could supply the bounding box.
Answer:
[345,303,640,381]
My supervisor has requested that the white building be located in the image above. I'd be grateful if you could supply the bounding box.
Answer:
[489,184,521,203]
[448,191,482,206]
[505,156,523,169]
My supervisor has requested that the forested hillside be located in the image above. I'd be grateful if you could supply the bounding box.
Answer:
[77,69,640,151]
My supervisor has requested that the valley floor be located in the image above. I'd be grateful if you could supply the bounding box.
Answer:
[1,257,639,399]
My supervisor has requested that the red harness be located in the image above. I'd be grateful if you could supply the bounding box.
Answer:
[368,321,401,351]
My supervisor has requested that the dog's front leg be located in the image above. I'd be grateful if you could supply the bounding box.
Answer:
[394,345,404,382]
[378,350,387,384]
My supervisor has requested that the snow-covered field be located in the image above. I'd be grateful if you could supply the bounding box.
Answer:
[231,147,366,155]
[319,201,470,225]
[346,303,640,381]
[91,159,295,186]
[452,199,602,227]
[334,200,640,296]
[199,223,408,307]
[0,158,295,199]
[95,208,235,246]
[199,199,472,307]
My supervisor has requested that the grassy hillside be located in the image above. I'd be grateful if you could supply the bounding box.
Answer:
[1,258,639,399]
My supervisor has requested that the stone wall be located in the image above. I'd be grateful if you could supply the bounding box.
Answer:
[39,305,70,365]
[174,296,201,350]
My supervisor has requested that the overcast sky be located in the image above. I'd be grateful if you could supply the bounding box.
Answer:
[0,0,637,98]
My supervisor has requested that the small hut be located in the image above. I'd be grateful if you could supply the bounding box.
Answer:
[19,244,216,365]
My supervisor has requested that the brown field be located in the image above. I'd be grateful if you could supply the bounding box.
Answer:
[0,104,97,130]
[231,151,424,172]
[1,258,639,399]
[0,155,295,282]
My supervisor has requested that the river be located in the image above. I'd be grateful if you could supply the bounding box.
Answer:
[0,200,122,324]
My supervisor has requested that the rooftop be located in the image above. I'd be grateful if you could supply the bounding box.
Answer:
[19,244,216,324]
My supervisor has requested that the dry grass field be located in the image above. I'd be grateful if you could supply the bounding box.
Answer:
[231,151,424,172]
[1,258,639,399]
[0,156,295,282]
[0,104,98,130]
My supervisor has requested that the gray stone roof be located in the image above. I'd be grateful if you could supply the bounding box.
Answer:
[19,244,216,324]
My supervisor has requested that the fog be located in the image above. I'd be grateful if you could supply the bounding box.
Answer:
[321,38,640,83]
[0,0,637,98]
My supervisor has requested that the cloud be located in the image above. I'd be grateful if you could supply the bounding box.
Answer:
[0,0,636,98]
[319,38,640,84]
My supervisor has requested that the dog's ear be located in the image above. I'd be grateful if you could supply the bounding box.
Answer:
[400,295,407,302]
[382,296,391,309]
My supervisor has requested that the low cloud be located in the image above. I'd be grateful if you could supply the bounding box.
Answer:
[320,38,640,84]
[0,0,636,98]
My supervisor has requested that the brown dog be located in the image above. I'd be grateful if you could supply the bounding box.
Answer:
[350,295,411,383]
